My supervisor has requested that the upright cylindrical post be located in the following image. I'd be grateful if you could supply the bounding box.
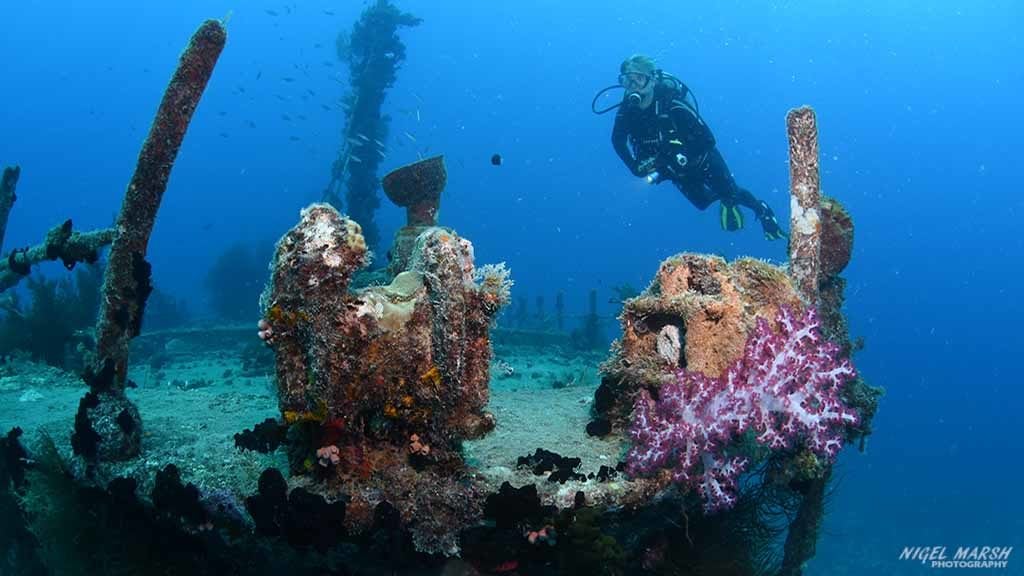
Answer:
[0,165,20,253]
[94,19,226,388]
[555,291,565,331]
[75,20,227,464]
[582,288,601,349]
[786,106,822,305]
[515,296,528,329]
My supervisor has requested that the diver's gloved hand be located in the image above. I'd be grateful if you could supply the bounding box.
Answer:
[632,157,657,177]
[756,201,787,241]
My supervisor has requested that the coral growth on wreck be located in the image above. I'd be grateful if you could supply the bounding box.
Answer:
[627,306,859,511]
[259,203,509,554]
[595,253,803,428]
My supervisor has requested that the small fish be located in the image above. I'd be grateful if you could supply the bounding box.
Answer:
[275,94,288,101]
[357,134,370,142]
[289,136,301,141]
[314,43,323,48]
[404,132,417,142]
[256,71,263,80]
[306,88,316,97]
[346,137,363,146]
[282,76,295,83]
[416,108,421,122]
[247,120,257,128]
[373,138,385,148]
[219,132,230,138]
[350,155,363,163]
[218,110,227,116]
[491,153,502,166]
[321,104,331,111]
[324,9,335,15]
[376,148,387,159]
[282,114,292,121]
[297,114,307,121]
[265,9,279,16]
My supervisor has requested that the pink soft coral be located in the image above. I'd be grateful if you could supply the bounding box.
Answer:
[627,306,859,512]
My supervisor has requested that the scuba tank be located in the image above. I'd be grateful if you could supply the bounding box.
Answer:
[651,70,702,120]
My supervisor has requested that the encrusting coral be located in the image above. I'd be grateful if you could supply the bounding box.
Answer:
[75,19,227,464]
[595,253,803,427]
[259,203,510,554]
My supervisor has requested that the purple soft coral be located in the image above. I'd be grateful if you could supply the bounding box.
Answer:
[627,306,859,512]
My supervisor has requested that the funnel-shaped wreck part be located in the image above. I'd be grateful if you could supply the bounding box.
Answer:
[382,155,446,226]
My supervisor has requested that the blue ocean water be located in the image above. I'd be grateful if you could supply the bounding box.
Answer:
[1,1,1021,573]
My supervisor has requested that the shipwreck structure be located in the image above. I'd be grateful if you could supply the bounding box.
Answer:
[259,157,512,553]
[0,45,879,571]
[248,108,880,568]
[322,0,421,254]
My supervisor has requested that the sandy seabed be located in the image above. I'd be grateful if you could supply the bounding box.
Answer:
[0,326,621,507]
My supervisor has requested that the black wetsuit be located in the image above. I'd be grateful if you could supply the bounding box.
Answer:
[611,80,763,215]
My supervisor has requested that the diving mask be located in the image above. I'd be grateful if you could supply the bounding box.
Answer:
[618,71,652,90]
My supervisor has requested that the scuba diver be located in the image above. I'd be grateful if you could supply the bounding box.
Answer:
[593,54,786,240]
